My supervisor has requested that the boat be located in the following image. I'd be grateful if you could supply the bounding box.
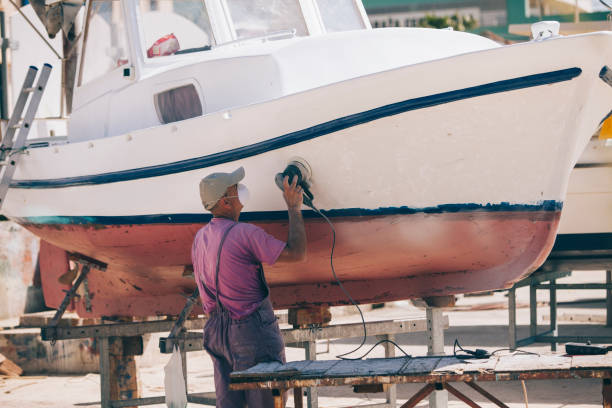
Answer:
[2,0,612,317]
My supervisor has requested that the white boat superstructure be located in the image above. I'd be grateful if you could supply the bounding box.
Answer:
[68,1,503,141]
[1,0,611,317]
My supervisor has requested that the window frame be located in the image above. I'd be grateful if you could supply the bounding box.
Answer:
[77,0,133,88]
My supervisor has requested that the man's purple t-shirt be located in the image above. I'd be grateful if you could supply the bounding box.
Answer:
[191,217,286,319]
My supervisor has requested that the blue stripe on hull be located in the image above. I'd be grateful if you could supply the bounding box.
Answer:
[15,200,563,225]
[11,68,582,190]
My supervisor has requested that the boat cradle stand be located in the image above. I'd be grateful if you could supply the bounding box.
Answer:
[508,235,612,350]
[229,352,612,408]
[40,256,449,408]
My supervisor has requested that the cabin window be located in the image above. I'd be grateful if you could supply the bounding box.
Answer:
[315,0,365,33]
[225,0,308,39]
[154,84,203,124]
[138,0,216,58]
[79,1,130,85]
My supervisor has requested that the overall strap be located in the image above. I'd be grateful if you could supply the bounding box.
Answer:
[257,263,270,299]
[214,222,238,311]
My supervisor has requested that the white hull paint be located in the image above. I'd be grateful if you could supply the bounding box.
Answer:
[4,32,612,221]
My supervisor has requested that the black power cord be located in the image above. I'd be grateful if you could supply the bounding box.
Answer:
[453,339,490,359]
[453,339,540,359]
[307,201,411,360]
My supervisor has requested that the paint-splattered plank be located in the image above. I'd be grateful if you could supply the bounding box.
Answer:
[495,354,571,372]
[571,354,612,369]
[324,357,410,377]
[298,360,341,378]
[282,360,314,372]
[399,357,441,375]
[433,357,470,374]
[461,356,499,374]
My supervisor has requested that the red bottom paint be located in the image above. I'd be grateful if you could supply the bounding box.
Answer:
[31,210,559,317]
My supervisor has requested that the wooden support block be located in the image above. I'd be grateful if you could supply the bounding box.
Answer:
[423,296,456,308]
[109,337,140,406]
[353,383,389,393]
[272,389,284,408]
[0,353,23,376]
[288,306,331,327]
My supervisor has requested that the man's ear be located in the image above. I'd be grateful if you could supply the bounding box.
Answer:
[218,197,230,209]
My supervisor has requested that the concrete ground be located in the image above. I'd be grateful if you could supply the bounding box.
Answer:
[1,270,610,407]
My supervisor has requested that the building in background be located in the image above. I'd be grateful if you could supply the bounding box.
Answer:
[362,0,610,41]
[363,0,507,28]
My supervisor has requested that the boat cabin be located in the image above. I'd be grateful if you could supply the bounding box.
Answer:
[70,0,371,141]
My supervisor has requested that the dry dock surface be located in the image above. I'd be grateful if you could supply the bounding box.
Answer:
[0,270,610,407]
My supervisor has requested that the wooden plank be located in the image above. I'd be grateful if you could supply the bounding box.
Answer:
[109,336,139,405]
[325,357,409,377]
[495,354,571,373]
[399,356,441,375]
[571,354,612,370]
[0,353,22,376]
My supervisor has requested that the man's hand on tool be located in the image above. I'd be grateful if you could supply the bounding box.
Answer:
[283,175,303,211]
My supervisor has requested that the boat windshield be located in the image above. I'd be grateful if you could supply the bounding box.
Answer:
[225,0,308,40]
[137,0,365,59]
[139,0,310,59]
[315,0,366,32]
[138,0,216,58]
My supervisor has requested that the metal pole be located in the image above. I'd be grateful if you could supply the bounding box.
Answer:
[426,307,448,408]
[380,334,397,408]
[530,284,537,339]
[305,341,318,408]
[508,287,517,349]
[7,0,62,59]
[0,11,8,120]
[549,279,557,351]
[99,337,111,408]
[574,0,580,23]
[181,344,188,393]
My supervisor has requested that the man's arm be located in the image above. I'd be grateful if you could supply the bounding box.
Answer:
[276,175,307,263]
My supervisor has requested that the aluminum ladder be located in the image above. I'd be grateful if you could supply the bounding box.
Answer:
[0,64,52,210]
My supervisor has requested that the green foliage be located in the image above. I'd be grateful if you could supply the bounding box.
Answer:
[418,13,478,31]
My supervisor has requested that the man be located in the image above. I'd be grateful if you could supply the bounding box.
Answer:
[192,166,306,407]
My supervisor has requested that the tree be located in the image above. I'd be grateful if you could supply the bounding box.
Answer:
[418,13,478,31]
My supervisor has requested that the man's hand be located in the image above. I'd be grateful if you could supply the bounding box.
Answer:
[283,175,303,211]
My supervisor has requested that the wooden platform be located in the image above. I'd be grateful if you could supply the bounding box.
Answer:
[230,353,612,408]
